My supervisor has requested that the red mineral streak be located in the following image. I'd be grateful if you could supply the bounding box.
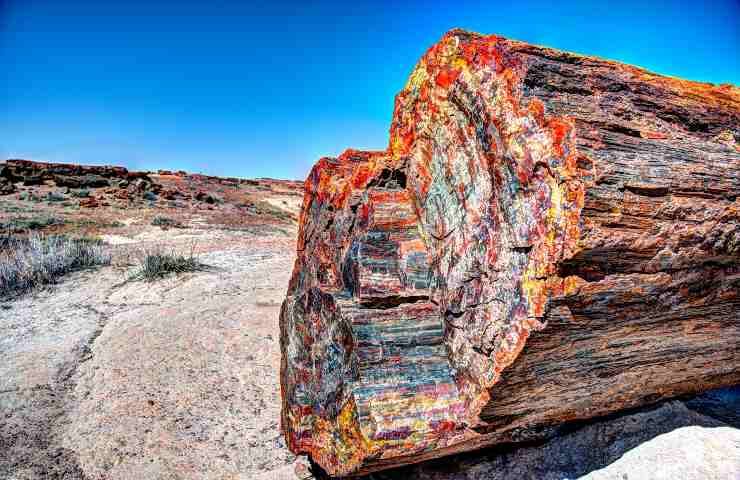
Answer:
[435,67,461,89]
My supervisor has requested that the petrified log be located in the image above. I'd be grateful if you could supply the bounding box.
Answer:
[280,29,740,477]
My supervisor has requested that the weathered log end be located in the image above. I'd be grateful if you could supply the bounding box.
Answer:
[280,29,740,476]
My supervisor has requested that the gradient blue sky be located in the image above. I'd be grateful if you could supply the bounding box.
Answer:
[2,0,738,179]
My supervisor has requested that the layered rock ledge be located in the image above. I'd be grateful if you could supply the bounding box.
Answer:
[280,29,740,476]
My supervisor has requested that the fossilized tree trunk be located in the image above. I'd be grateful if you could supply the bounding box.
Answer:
[280,29,740,477]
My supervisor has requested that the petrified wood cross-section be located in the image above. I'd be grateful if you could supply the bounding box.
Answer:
[280,29,740,476]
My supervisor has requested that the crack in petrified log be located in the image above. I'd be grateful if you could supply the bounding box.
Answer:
[280,29,740,476]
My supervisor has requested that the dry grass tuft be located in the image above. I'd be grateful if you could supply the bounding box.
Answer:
[128,244,206,281]
[0,233,111,298]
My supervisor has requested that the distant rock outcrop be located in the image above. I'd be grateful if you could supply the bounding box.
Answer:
[280,29,740,476]
[2,159,149,183]
[0,159,156,201]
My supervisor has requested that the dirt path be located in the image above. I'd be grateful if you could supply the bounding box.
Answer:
[0,226,306,480]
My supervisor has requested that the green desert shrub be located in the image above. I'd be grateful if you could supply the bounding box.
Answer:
[129,245,205,281]
[19,192,42,202]
[73,218,124,229]
[70,189,90,198]
[46,191,66,202]
[0,216,65,232]
[241,200,294,222]
[151,215,181,228]
[0,234,111,298]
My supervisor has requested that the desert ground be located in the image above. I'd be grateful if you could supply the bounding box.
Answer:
[0,163,312,479]
[1,160,738,480]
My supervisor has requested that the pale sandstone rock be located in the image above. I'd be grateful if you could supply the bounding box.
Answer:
[581,426,740,480]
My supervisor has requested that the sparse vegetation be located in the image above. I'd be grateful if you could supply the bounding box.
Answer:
[73,218,124,229]
[70,189,90,198]
[0,204,30,214]
[239,200,294,222]
[0,215,65,232]
[0,233,111,298]
[46,191,66,202]
[129,244,205,281]
[19,192,43,202]
[151,215,182,228]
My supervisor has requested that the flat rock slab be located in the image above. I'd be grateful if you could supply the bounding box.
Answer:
[62,246,298,479]
[0,268,121,479]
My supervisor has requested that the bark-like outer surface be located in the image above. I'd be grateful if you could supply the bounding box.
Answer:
[280,29,740,476]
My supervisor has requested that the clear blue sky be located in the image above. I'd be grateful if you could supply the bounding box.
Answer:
[2,0,738,180]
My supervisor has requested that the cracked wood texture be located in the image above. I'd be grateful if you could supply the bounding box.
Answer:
[279,29,740,477]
